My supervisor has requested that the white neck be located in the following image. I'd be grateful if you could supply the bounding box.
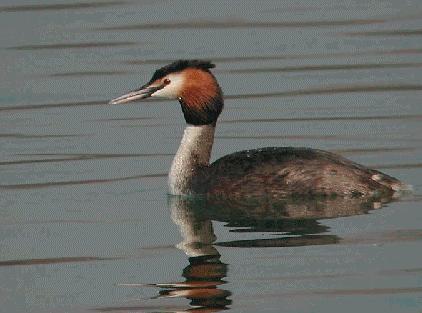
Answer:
[168,124,215,195]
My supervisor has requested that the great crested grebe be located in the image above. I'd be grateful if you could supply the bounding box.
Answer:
[110,60,408,198]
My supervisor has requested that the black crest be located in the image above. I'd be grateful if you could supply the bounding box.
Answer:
[148,60,215,83]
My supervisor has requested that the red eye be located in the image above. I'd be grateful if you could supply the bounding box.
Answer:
[163,78,171,85]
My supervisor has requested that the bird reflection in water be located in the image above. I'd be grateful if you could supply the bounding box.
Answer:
[149,196,230,312]
[146,193,396,312]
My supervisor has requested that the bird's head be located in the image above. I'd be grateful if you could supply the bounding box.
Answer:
[110,60,224,125]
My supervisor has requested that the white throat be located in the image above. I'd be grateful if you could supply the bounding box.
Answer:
[168,124,215,195]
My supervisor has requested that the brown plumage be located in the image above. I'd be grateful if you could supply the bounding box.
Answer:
[178,68,223,126]
[180,68,220,110]
[110,60,409,198]
[204,147,405,198]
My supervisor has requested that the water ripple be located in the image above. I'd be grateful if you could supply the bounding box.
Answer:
[0,133,83,139]
[217,235,339,248]
[0,100,107,111]
[346,29,422,37]
[49,70,129,77]
[124,48,422,65]
[331,147,417,155]
[98,17,386,31]
[0,173,166,189]
[225,62,422,74]
[0,153,172,167]
[246,267,422,282]
[226,84,422,100]
[7,41,136,51]
[0,1,126,12]
[221,114,422,124]
[94,305,189,312]
[373,163,422,169]
[260,286,422,298]
[0,256,117,267]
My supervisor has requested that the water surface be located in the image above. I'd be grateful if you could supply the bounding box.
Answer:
[1,1,422,312]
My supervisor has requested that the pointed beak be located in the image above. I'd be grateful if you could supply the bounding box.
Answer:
[109,84,164,105]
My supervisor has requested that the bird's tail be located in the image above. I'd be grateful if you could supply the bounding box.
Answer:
[371,172,413,194]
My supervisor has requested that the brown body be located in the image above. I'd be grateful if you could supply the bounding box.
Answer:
[204,147,403,198]
[110,60,407,198]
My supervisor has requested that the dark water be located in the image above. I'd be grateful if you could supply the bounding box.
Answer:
[1,1,422,312]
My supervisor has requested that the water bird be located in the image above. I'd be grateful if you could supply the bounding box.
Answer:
[110,60,408,198]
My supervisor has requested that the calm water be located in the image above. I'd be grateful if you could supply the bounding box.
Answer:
[1,1,422,312]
